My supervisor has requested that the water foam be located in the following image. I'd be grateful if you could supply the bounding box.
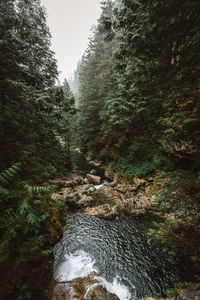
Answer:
[55,250,133,299]
[55,250,97,281]
[95,180,108,190]
[96,276,133,300]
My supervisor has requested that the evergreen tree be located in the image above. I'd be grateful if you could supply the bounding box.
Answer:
[0,0,74,180]
[75,0,117,155]
[0,1,75,298]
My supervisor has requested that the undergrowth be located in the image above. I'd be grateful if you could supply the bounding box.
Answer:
[0,163,66,299]
[148,170,200,260]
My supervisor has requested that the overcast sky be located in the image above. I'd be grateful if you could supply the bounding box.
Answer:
[41,0,102,82]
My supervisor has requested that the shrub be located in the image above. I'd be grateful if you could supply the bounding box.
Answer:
[0,164,66,299]
[111,157,155,178]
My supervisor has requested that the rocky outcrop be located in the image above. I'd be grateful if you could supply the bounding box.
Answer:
[53,174,153,220]
[50,176,84,189]
[52,150,154,220]
[84,184,151,220]
[86,174,101,185]
[161,139,195,158]
[52,273,119,300]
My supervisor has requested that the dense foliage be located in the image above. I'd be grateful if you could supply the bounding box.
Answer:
[0,0,75,180]
[71,0,200,260]
[1,0,200,297]
[0,164,65,299]
[72,0,200,171]
[0,0,74,298]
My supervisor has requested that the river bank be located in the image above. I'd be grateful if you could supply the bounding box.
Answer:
[50,151,199,300]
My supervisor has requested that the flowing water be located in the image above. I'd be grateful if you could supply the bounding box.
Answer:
[53,152,193,299]
[54,211,193,299]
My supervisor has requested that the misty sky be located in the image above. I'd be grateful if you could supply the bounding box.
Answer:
[41,0,102,82]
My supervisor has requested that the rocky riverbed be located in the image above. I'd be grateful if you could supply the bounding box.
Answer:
[52,281,200,300]
[50,153,199,300]
[52,172,154,221]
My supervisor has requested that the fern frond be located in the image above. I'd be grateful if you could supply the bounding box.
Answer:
[0,186,10,198]
[18,198,30,216]
[27,213,38,225]
[24,184,55,195]
[0,163,21,187]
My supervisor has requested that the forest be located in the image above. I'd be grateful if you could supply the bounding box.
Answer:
[0,0,200,299]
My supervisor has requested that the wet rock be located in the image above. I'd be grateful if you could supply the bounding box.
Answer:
[85,204,120,220]
[86,174,101,185]
[177,283,200,300]
[95,185,121,204]
[73,176,84,185]
[65,193,81,206]
[88,186,96,193]
[81,184,94,194]
[53,171,153,220]
[90,169,97,175]
[52,273,119,300]
[77,196,93,207]
[52,282,76,300]
[83,178,89,184]
[83,182,152,220]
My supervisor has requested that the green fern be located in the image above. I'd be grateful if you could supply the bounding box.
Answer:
[24,184,55,195]
[18,197,30,216]
[0,163,21,199]
[0,163,21,187]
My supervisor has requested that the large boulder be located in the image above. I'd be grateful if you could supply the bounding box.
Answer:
[161,139,195,158]
[86,174,101,185]
[53,174,153,220]
[84,183,152,219]
[85,204,120,221]
[52,273,119,300]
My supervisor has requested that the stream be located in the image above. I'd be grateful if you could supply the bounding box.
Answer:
[53,152,194,299]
